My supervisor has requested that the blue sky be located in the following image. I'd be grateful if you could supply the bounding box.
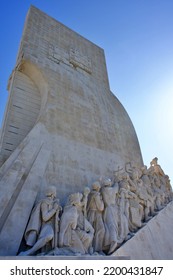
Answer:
[0,0,173,182]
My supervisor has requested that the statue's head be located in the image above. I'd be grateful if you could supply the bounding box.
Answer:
[130,170,139,180]
[103,178,112,187]
[121,172,128,180]
[92,181,101,191]
[141,165,148,174]
[83,187,90,195]
[45,185,56,198]
[150,157,158,166]
[69,192,82,206]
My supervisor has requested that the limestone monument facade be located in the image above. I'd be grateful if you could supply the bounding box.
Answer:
[0,6,172,257]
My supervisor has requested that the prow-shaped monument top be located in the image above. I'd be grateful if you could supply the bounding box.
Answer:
[0,6,143,199]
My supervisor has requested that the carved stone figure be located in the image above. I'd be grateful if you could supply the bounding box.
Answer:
[59,192,82,254]
[125,161,142,180]
[140,165,156,216]
[77,191,94,254]
[148,167,163,211]
[147,158,173,210]
[118,186,131,242]
[101,179,119,254]
[129,170,152,222]
[118,172,142,232]
[19,186,61,256]
[59,192,94,255]
[149,157,165,177]
[87,181,105,253]
[82,187,90,220]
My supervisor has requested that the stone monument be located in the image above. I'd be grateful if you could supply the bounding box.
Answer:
[0,6,172,258]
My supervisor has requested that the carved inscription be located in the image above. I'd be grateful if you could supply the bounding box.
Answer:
[48,44,69,65]
[69,48,92,74]
[48,45,92,74]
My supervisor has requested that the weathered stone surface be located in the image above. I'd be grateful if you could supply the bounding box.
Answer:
[113,201,173,259]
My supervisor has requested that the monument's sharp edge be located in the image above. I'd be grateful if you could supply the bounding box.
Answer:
[113,201,173,259]
[0,131,51,255]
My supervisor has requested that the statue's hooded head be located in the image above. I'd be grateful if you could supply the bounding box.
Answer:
[45,185,56,198]
[69,192,82,206]
[92,181,101,191]
[103,178,112,187]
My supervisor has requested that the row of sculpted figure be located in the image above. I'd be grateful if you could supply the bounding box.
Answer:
[19,158,172,256]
